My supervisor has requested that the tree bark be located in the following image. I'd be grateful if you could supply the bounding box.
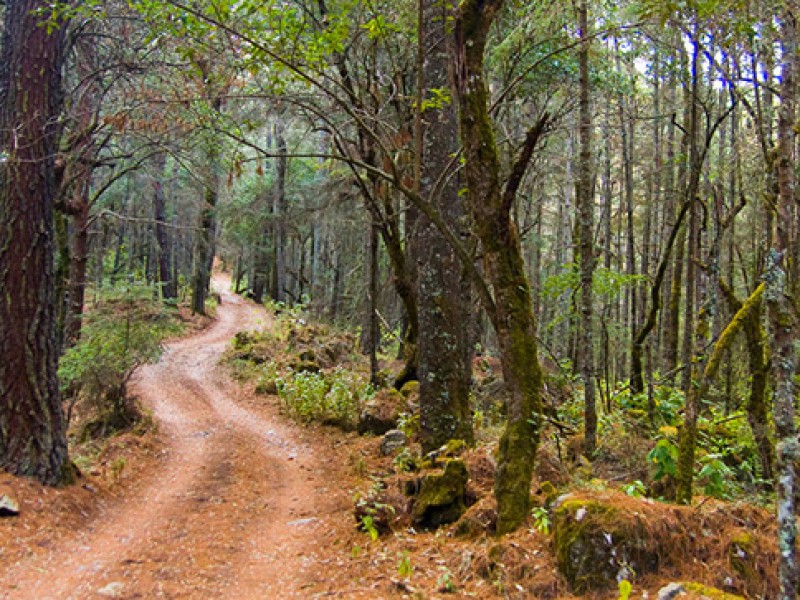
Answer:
[719,281,773,484]
[417,0,474,452]
[152,152,176,301]
[0,0,71,485]
[575,0,596,457]
[271,121,288,303]
[768,10,799,596]
[453,0,545,534]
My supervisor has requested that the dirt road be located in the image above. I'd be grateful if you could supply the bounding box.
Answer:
[1,279,355,599]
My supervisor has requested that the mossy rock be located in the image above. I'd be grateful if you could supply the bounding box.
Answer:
[553,495,660,593]
[726,528,768,597]
[399,380,419,397]
[728,529,755,581]
[290,360,320,373]
[659,582,745,599]
[358,388,407,435]
[411,459,468,530]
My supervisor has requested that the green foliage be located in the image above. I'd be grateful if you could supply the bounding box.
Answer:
[648,438,679,481]
[392,448,417,473]
[531,506,551,534]
[697,454,735,498]
[618,579,633,600]
[542,264,647,303]
[59,286,183,436]
[359,514,379,541]
[437,568,457,593]
[396,411,420,439]
[276,367,373,429]
[397,552,413,578]
[616,385,684,427]
[621,480,647,498]
[419,87,452,112]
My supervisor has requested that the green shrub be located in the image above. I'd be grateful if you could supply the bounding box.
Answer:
[59,292,182,438]
[276,367,373,429]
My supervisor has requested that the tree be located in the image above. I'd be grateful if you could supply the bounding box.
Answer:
[767,7,798,596]
[416,0,474,452]
[452,0,547,533]
[575,0,596,457]
[0,0,71,484]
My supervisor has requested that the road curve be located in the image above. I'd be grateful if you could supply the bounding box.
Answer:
[1,278,349,599]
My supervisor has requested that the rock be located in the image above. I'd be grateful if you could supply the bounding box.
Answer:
[399,380,419,397]
[358,388,407,435]
[658,582,745,600]
[411,459,468,530]
[424,439,467,467]
[0,495,19,517]
[658,582,686,600]
[97,582,125,597]
[380,429,407,455]
[553,495,660,593]
[727,528,765,596]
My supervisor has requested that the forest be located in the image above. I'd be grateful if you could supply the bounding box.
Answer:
[0,0,798,598]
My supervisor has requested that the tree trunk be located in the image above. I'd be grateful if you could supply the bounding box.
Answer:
[192,154,219,314]
[65,191,91,345]
[575,0,596,457]
[366,213,380,385]
[768,10,799,596]
[719,281,774,484]
[192,91,223,315]
[152,153,176,301]
[0,0,71,485]
[453,0,545,534]
[271,121,288,303]
[417,0,474,452]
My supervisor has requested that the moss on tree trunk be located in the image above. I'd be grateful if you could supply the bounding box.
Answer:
[452,0,544,534]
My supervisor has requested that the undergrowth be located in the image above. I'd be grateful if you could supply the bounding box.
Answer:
[60,284,185,440]
[223,305,373,430]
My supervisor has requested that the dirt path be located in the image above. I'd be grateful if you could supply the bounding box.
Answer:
[1,278,356,599]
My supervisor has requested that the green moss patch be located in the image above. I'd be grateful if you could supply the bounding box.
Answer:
[411,459,469,530]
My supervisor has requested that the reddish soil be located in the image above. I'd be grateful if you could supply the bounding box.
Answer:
[0,278,367,599]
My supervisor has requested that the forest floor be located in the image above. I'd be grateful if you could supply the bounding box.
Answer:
[0,275,775,600]
[0,275,390,599]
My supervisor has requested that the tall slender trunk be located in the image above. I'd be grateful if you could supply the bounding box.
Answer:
[192,152,219,314]
[768,11,799,596]
[367,213,380,385]
[676,33,709,505]
[65,188,90,344]
[153,152,176,301]
[272,121,288,303]
[575,0,596,456]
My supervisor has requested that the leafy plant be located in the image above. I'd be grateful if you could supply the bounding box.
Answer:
[359,515,379,541]
[276,367,373,429]
[396,411,420,439]
[531,506,551,534]
[59,289,182,437]
[437,568,457,593]
[618,579,633,600]
[698,454,734,498]
[647,438,678,481]
[622,480,647,498]
[397,552,413,578]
